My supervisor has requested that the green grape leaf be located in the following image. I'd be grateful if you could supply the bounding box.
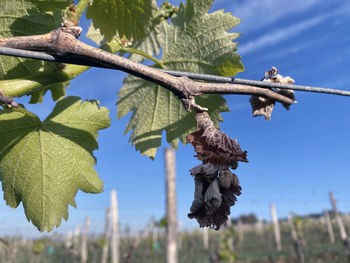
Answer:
[86,23,106,46]
[117,0,244,158]
[127,2,179,62]
[86,0,156,41]
[127,20,161,63]
[36,0,73,12]
[86,23,131,54]
[0,97,110,232]
[28,79,70,105]
[0,0,72,102]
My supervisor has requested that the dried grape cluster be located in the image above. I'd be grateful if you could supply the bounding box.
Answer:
[250,68,296,120]
[187,112,248,230]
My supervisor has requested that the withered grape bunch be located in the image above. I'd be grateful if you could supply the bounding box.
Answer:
[186,112,248,230]
[186,68,295,230]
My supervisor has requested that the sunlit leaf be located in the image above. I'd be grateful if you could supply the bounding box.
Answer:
[0,97,110,231]
[86,0,156,41]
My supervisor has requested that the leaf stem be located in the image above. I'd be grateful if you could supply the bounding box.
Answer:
[120,47,165,68]
[0,65,89,97]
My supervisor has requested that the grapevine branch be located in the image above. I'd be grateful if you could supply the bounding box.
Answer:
[0,27,293,111]
[1,46,350,97]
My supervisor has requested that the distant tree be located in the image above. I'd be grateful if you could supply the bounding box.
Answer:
[231,214,258,224]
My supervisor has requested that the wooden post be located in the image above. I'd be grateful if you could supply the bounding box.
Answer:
[81,216,90,263]
[142,221,151,240]
[101,207,111,263]
[329,192,350,256]
[65,231,73,249]
[256,217,264,236]
[324,210,335,244]
[345,214,350,233]
[73,226,81,256]
[134,230,141,247]
[226,218,234,251]
[165,148,177,263]
[152,225,159,247]
[288,213,304,263]
[270,203,282,251]
[111,190,120,263]
[203,227,209,249]
[237,219,244,243]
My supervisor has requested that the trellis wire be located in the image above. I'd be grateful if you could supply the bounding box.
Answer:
[1,46,350,97]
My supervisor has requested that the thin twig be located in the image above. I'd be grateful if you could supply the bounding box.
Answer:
[120,47,166,68]
[0,90,19,108]
[0,46,348,98]
[0,30,293,108]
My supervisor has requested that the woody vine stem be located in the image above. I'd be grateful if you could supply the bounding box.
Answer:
[0,26,293,110]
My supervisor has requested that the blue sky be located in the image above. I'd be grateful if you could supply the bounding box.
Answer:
[1,0,350,237]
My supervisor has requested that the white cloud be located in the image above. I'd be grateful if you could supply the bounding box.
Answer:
[237,3,350,56]
[217,0,322,33]
[238,13,328,56]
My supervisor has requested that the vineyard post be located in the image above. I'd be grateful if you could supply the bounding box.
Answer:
[256,217,264,237]
[134,230,141,247]
[226,218,234,251]
[329,192,350,256]
[8,240,19,263]
[64,231,73,250]
[152,223,159,249]
[288,213,305,263]
[323,210,335,244]
[142,219,152,239]
[101,206,111,263]
[73,226,82,257]
[165,147,178,263]
[237,219,244,243]
[345,214,350,234]
[111,190,120,263]
[270,203,282,251]
[203,227,209,249]
[80,216,90,263]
